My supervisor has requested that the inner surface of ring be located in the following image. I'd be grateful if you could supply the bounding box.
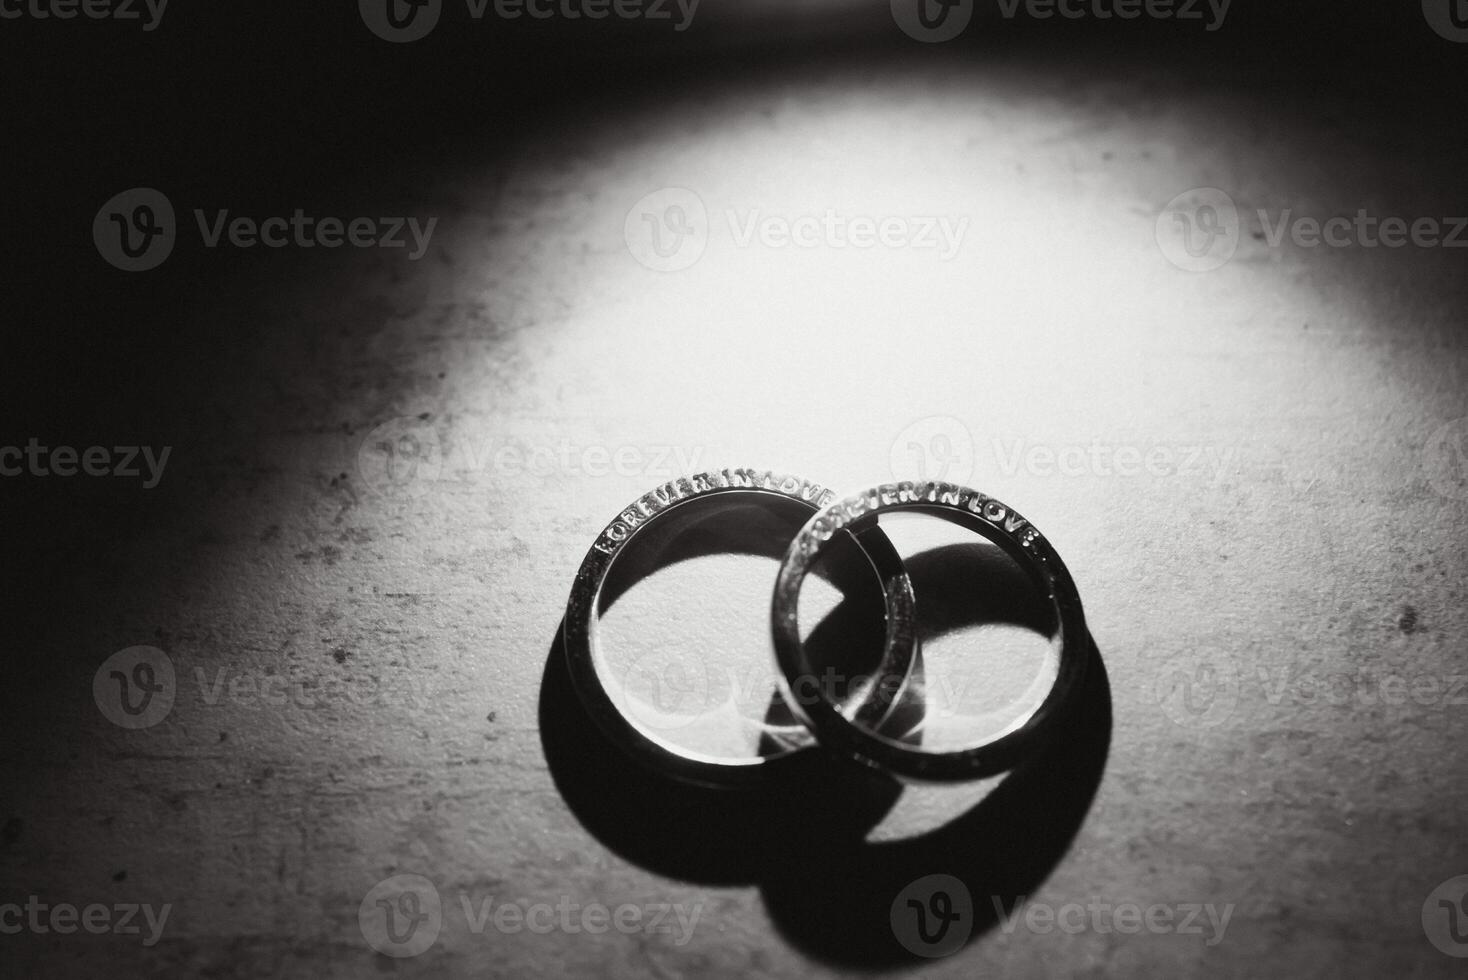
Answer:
[796,512,1062,755]
[593,493,899,761]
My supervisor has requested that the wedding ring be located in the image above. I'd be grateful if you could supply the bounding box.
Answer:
[563,468,919,788]
[770,481,1089,781]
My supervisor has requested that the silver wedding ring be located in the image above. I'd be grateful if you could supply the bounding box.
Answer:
[771,481,1089,781]
[561,468,918,788]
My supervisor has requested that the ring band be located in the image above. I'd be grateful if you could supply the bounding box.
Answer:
[770,481,1089,781]
[563,468,919,788]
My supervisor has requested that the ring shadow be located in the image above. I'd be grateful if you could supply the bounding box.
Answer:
[759,625,1110,966]
[538,522,1111,965]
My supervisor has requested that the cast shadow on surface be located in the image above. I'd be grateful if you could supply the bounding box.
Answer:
[539,510,1111,966]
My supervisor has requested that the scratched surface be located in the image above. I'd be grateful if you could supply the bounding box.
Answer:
[4,37,1468,980]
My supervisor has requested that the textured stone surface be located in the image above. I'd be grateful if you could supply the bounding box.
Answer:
[4,33,1467,979]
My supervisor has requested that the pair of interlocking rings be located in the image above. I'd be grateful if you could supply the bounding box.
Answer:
[562,468,1088,787]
